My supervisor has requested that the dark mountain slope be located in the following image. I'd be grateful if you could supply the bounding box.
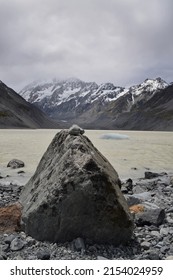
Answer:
[0,81,61,128]
[104,85,173,130]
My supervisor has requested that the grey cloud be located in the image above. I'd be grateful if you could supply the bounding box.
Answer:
[0,0,173,91]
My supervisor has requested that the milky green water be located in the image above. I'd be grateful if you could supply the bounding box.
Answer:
[0,129,173,180]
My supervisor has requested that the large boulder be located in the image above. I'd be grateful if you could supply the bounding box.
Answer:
[19,128,134,245]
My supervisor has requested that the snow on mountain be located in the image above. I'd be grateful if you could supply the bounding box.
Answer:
[19,77,169,123]
[20,78,124,110]
[130,77,168,96]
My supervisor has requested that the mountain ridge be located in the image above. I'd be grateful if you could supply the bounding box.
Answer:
[0,81,62,129]
[18,76,173,130]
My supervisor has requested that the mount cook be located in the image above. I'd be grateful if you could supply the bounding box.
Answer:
[19,77,173,130]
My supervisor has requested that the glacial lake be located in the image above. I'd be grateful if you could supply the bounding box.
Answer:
[0,129,173,181]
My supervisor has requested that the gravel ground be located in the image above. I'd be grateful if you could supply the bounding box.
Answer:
[0,171,173,260]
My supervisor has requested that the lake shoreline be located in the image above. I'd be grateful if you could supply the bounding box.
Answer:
[0,129,173,180]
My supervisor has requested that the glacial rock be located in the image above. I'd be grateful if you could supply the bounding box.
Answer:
[7,159,25,169]
[19,128,134,245]
[68,124,85,136]
[10,237,25,251]
[125,192,152,207]
[144,171,167,179]
[121,178,133,194]
[132,202,165,226]
[140,241,151,250]
[4,234,17,244]
[0,202,22,233]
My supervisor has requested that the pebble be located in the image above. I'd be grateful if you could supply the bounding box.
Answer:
[97,256,109,260]
[10,237,25,251]
[141,241,151,250]
[37,250,50,260]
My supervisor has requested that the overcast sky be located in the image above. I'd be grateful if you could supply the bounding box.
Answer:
[0,0,173,91]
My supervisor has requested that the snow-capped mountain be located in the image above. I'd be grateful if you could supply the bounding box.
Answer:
[20,78,125,109]
[19,77,173,130]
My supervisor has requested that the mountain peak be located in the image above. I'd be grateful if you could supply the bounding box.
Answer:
[130,77,168,97]
[144,77,167,85]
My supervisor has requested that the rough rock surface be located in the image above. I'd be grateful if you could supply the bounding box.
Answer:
[134,202,165,226]
[0,203,22,233]
[68,124,85,136]
[19,128,133,245]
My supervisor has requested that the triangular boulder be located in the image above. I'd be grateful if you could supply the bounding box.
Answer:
[20,127,134,245]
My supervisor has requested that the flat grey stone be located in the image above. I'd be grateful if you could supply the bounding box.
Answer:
[141,241,151,250]
[10,237,25,251]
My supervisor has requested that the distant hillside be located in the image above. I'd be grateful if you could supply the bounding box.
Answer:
[19,77,173,131]
[0,81,62,128]
[86,83,173,131]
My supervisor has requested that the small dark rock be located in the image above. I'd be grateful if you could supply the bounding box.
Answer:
[145,172,159,179]
[145,171,167,179]
[37,250,50,260]
[148,249,160,260]
[7,159,25,169]
[166,207,173,213]
[121,178,133,194]
[0,253,7,260]
[160,246,169,254]
[17,170,25,174]
[73,237,85,252]
[1,244,10,252]
[126,178,133,191]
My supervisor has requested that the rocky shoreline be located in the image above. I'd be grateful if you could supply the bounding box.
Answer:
[1,169,173,260]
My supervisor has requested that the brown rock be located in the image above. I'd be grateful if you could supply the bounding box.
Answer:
[0,203,22,233]
[129,204,145,214]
